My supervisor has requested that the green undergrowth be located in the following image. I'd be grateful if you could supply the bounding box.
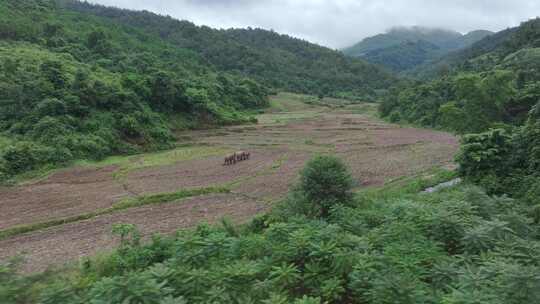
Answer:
[0,186,230,241]
[3,161,496,304]
[257,111,324,125]
[357,167,458,200]
[3,164,59,186]
[114,187,230,210]
[12,145,539,304]
[0,135,13,147]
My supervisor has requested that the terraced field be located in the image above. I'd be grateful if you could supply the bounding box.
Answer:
[0,93,459,273]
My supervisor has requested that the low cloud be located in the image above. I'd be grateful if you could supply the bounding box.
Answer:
[88,0,540,48]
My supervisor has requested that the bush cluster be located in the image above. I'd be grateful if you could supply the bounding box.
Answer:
[457,103,540,199]
[3,157,540,303]
[279,155,354,218]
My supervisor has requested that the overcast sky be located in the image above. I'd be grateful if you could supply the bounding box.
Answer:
[88,0,540,48]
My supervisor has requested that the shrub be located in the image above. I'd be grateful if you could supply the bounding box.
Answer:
[457,129,512,178]
[0,141,70,174]
[34,98,67,117]
[87,272,173,304]
[389,111,401,123]
[296,155,354,218]
[29,116,73,140]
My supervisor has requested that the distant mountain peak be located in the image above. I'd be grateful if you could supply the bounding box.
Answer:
[387,26,460,36]
[342,26,493,72]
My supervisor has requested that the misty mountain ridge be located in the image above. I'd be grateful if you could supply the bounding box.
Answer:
[58,0,395,100]
[342,26,493,72]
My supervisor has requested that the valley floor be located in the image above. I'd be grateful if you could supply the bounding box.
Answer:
[0,94,458,273]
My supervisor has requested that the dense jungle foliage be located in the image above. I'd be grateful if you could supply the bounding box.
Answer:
[456,105,540,199]
[379,18,540,134]
[3,156,540,304]
[378,17,540,205]
[59,0,395,101]
[0,0,271,181]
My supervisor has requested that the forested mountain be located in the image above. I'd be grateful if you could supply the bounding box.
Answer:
[343,27,493,72]
[410,27,520,79]
[344,27,462,55]
[457,30,498,48]
[362,40,442,72]
[0,0,268,180]
[0,0,395,181]
[379,17,540,133]
[376,17,540,237]
[58,0,395,101]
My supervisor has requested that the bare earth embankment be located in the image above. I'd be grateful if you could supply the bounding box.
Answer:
[0,94,459,273]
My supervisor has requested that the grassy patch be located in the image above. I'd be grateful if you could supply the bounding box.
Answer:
[0,163,64,187]
[270,153,289,170]
[258,111,323,125]
[267,92,318,113]
[0,186,230,241]
[344,103,379,117]
[125,146,230,170]
[8,165,59,186]
[356,167,458,201]
[75,145,232,180]
[113,187,230,210]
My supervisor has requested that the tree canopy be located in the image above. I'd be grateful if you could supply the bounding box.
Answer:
[379,18,540,134]
[0,0,269,180]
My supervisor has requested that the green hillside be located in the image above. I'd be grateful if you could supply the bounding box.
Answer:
[410,27,520,79]
[0,0,396,181]
[0,0,270,181]
[362,40,442,72]
[343,27,460,55]
[457,30,497,48]
[379,17,540,199]
[380,17,540,133]
[343,27,493,72]
[59,0,395,101]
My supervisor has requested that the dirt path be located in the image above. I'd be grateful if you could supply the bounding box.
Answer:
[0,98,459,273]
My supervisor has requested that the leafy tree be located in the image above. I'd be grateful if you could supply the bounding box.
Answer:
[296,155,354,218]
[87,29,112,56]
[40,60,67,90]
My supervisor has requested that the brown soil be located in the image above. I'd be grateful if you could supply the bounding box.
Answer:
[0,103,459,273]
[0,193,267,273]
[0,166,130,230]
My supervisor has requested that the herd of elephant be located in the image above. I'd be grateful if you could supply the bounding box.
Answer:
[223,151,251,165]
